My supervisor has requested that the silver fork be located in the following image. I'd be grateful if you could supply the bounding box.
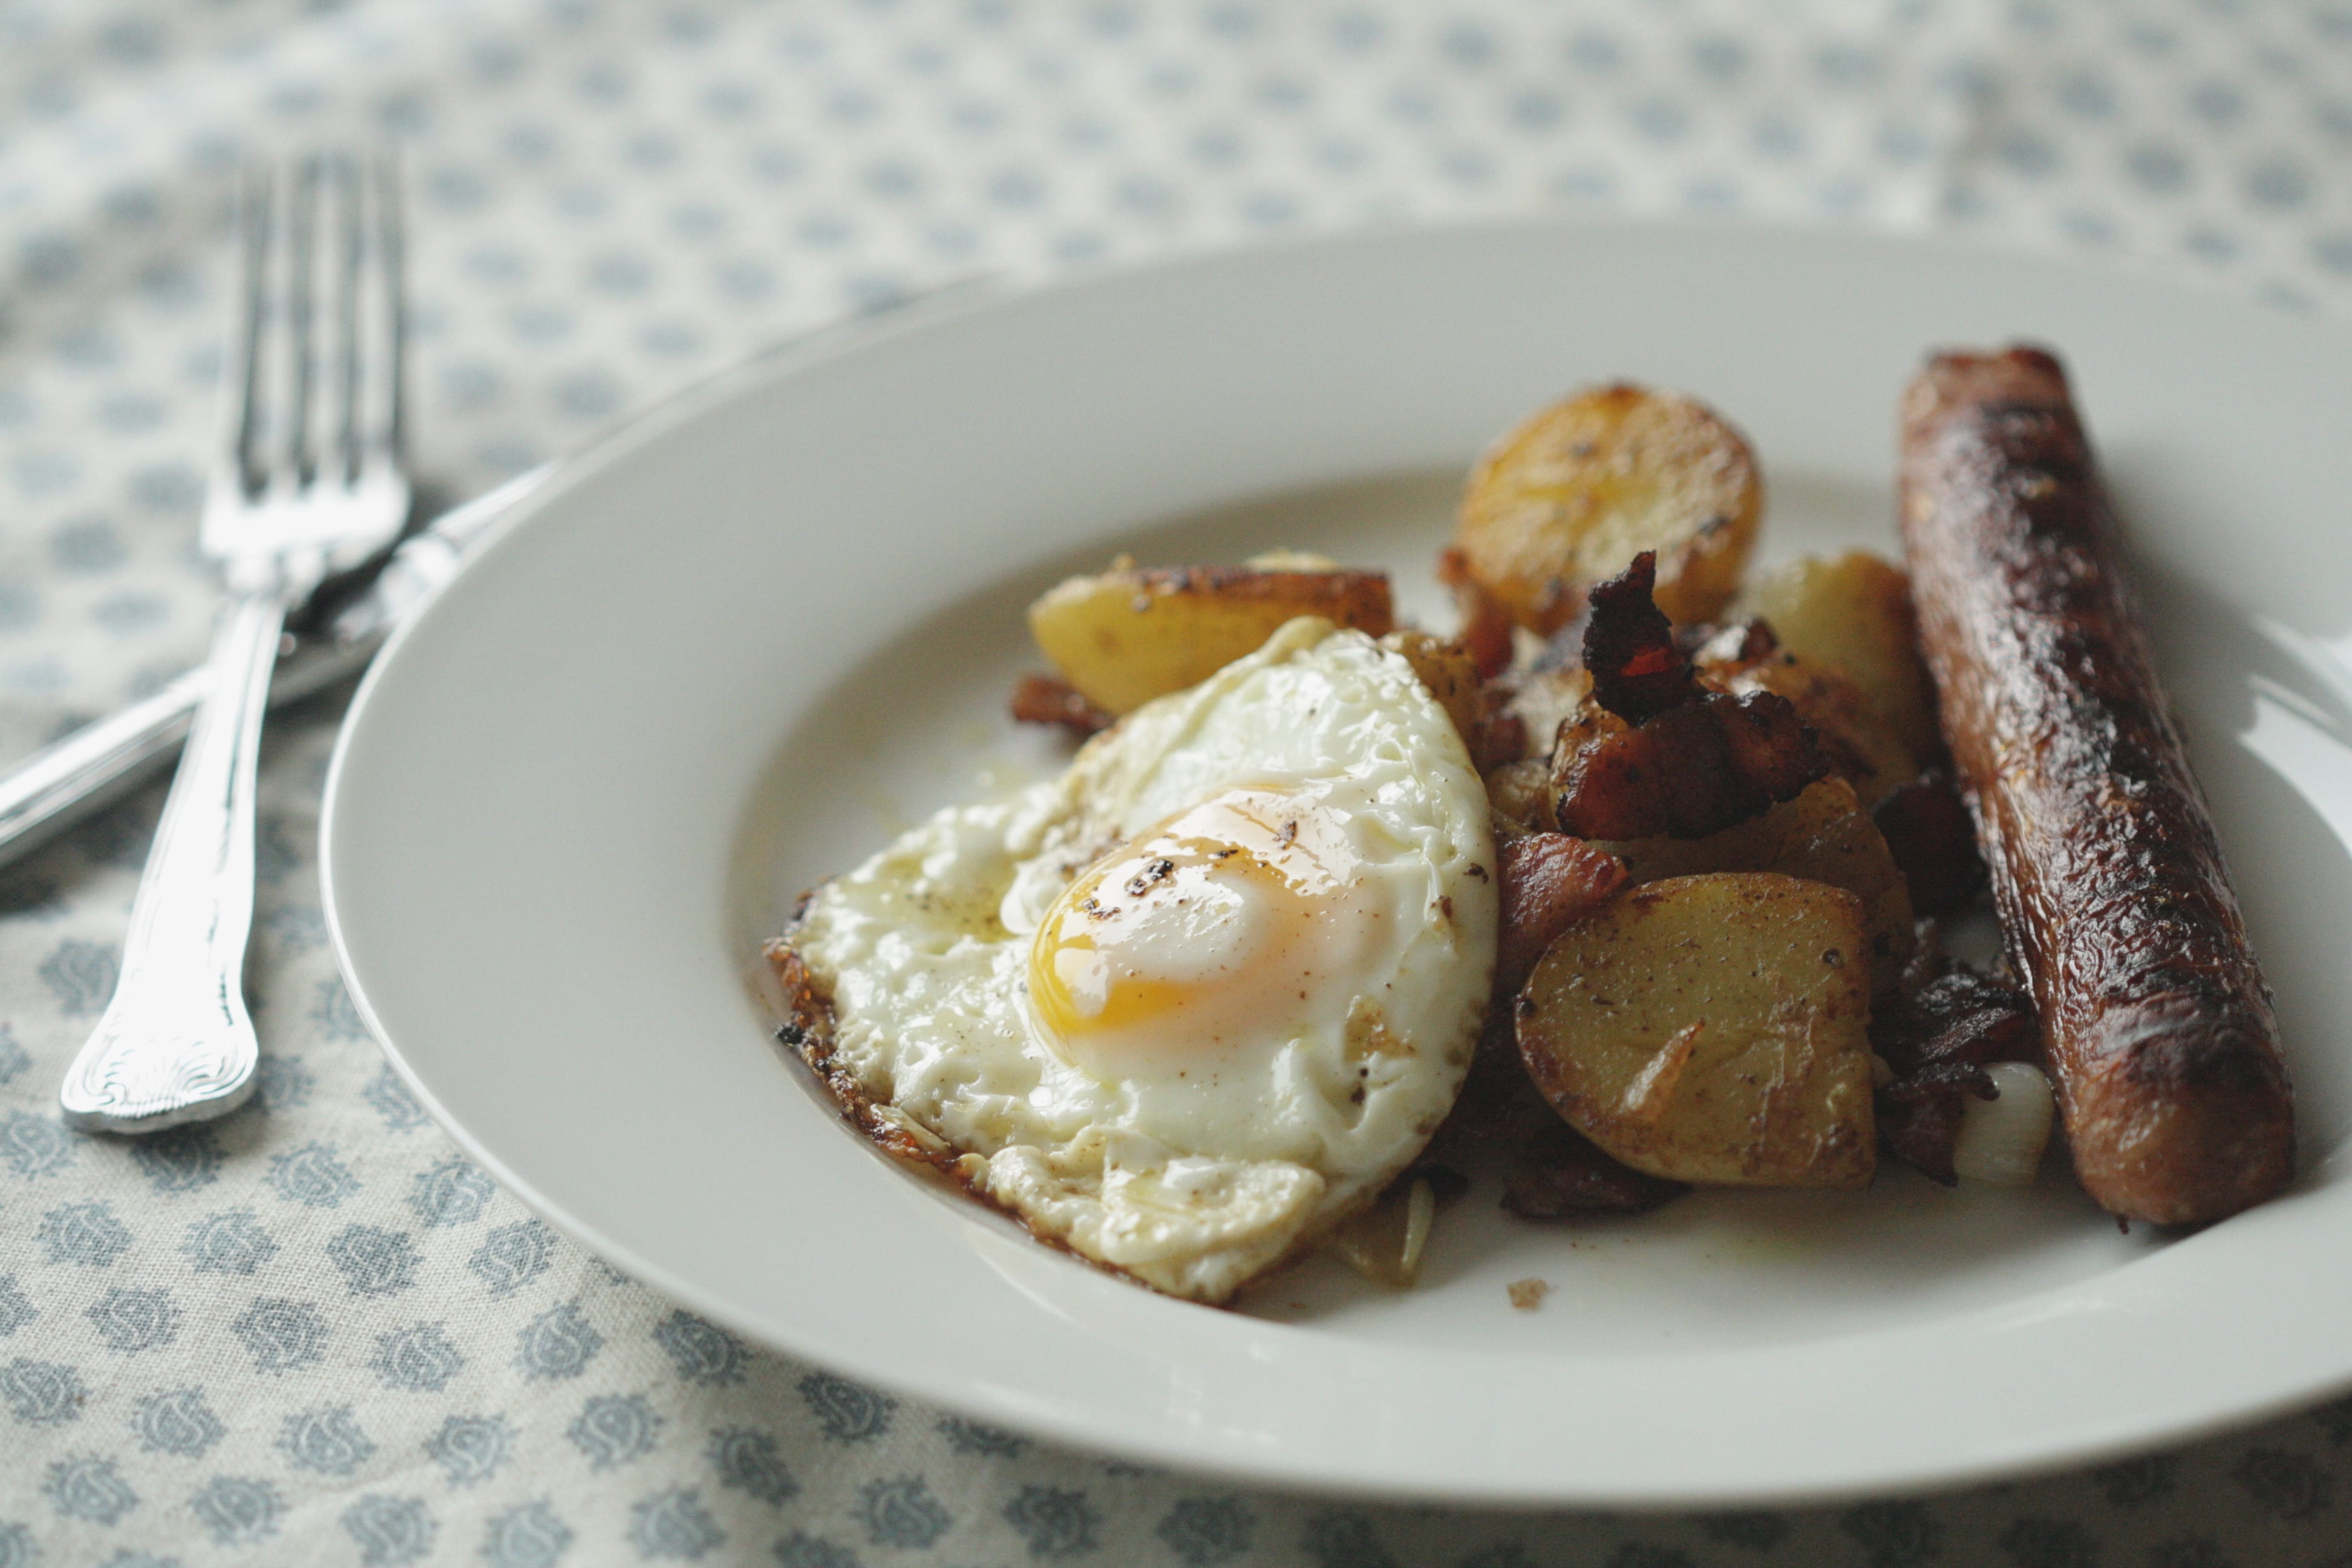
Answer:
[60,154,409,1133]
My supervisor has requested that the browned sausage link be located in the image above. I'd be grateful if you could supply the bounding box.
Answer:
[1898,346,2293,1226]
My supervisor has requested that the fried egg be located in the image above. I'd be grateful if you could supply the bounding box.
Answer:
[783,618,1497,1302]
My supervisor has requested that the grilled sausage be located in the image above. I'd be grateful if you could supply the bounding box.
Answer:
[1897,347,2293,1226]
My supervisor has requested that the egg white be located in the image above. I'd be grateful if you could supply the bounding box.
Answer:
[783,618,1497,1302]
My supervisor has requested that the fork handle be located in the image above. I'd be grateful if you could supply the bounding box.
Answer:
[59,586,289,1131]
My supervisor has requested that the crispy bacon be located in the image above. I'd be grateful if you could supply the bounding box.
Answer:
[1870,772,1985,917]
[1471,708,1529,775]
[1550,690,1826,840]
[1870,964,2038,1184]
[1544,555,1828,840]
[1009,673,1112,736]
[1583,552,1697,723]
[1495,833,1628,996]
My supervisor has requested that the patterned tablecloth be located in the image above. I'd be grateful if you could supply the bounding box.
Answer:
[5,1,2352,1563]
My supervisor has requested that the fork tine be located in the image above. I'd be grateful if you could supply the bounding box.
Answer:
[214,166,272,506]
[325,155,363,488]
[302,153,357,491]
[262,157,318,500]
[350,152,406,485]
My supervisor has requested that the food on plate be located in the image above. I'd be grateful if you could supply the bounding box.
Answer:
[1434,546,1518,679]
[1498,1119,1690,1219]
[1952,1062,2057,1189]
[1007,673,1112,736]
[1382,628,1483,733]
[1696,632,1920,808]
[1452,383,1761,632]
[1324,1165,1466,1287]
[774,353,2290,1307]
[1027,554,1393,716]
[1867,774,1984,918]
[1734,550,1941,760]
[1493,832,1628,998]
[1543,556,1829,840]
[1899,345,2294,1226]
[1515,872,1878,1189]
[770,619,1496,1303]
[1592,776,1916,1000]
[1869,963,2039,1186]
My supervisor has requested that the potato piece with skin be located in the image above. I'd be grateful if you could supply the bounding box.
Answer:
[1517,873,1877,1189]
[1593,777,1916,998]
[1736,551,1941,760]
[1382,630,1532,774]
[1382,631,1483,754]
[1455,384,1762,633]
[1028,561,1393,715]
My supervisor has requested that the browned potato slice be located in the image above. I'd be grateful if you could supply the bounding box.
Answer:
[1455,384,1762,632]
[1736,551,1940,760]
[1518,873,1876,1189]
[1704,647,1918,808]
[1028,560,1393,714]
[1594,777,1915,996]
[1381,630,1481,751]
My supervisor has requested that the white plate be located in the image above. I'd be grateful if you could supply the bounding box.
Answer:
[323,222,2352,1507]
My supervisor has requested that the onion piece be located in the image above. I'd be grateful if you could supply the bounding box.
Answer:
[1399,1177,1437,1281]
[1953,1061,2055,1188]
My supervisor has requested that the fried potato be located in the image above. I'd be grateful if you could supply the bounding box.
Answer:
[1382,630,1483,752]
[1735,551,1940,760]
[1382,630,1532,773]
[1028,560,1393,714]
[1593,777,1916,997]
[1517,873,1876,1189]
[1702,646,1918,808]
[1454,384,1762,633]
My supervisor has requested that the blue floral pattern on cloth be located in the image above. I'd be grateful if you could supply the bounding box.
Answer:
[3,0,2352,1561]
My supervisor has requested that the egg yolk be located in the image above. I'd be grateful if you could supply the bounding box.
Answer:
[1027,786,1381,1079]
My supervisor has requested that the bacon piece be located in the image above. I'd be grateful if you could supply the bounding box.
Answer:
[1871,965,2037,1184]
[1550,690,1826,841]
[1495,833,1627,996]
[1437,546,1517,680]
[1545,554,1829,840]
[1583,551,1697,722]
[1870,772,1985,918]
